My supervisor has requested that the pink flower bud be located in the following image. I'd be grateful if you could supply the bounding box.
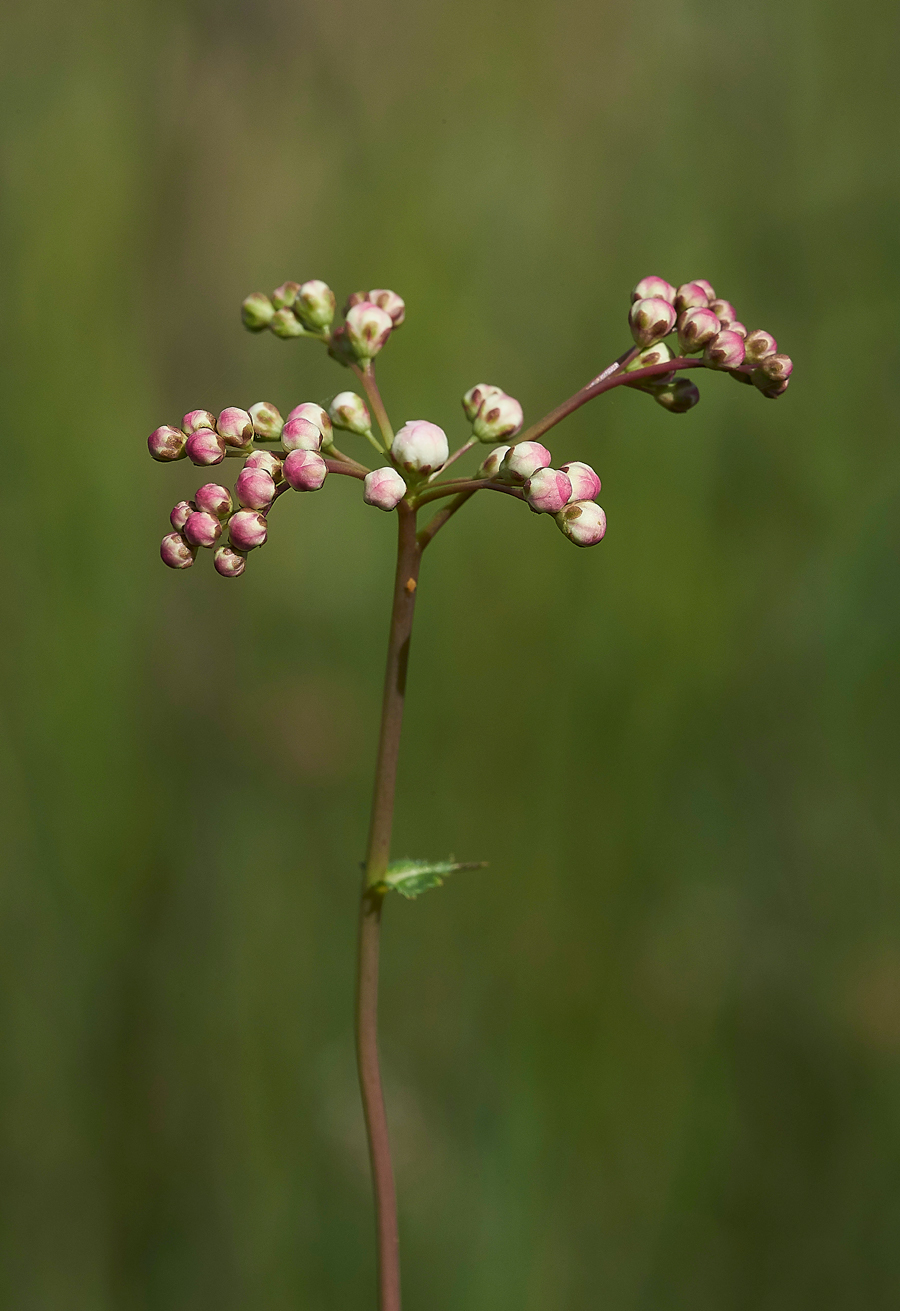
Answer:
[555,501,607,547]
[476,445,510,479]
[391,420,449,476]
[462,383,503,422]
[632,276,676,304]
[296,279,336,330]
[194,483,233,519]
[286,402,333,448]
[472,392,524,443]
[229,510,268,551]
[743,329,778,362]
[235,466,277,509]
[674,283,711,312]
[185,428,226,466]
[148,425,186,462]
[160,532,196,569]
[344,302,393,359]
[272,281,301,310]
[676,307,721,354]
[710,299,737,325]
[183,510,223,548]
[214,546,247,578]
[629,297,677,347]
[283,449,328,491]
[499,441,552,484]
[751,354,793,397]
[363,467,407,511]
[270,308,306,338]
[652,377,700,412]
[170,500,194,531]
[241,292,275,332]
[524,467,572,515]
[625,342,674,371]
[692,279,716,302]
[329,390,372,435]
[704,329,746,369]
[217,407,253,448]
[367,289,406,326]
[248,402,284,440]
[245,450,283,482]
[282,417,323,452]
[183,409,217,434]
[728,321,748,338]
[560,461,601,502]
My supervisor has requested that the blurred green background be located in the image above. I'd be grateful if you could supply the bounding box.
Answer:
[2,0,900,1307]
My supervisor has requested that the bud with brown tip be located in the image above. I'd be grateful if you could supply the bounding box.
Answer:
[272,282,301,310]
[499,442,552,484]
[674,282,711,312]
[241,293,275,332]
[391,421,449,476]
[651,377,700,413]
[296,280,336,331]
[744,329,778,363]
[363,467,407,511]
[625,342,674,371]
[476,445,510,480]
[368,289,406,326]
[185,428,226,466]
[287,402,333,448]
[160,533,196,569]
[524,467,572,515]
[282,417,323,452]
[632,276,676,304]
[229,510,268,551]
[183,510,223,548]
[245,450,283,482]
[249,402,283,441]
[462,383,502,423]
[344,302,393,360]
[676,307,721,355]
[329,391,372,435]
[728,321,747,339]
[183,409,216,435]
[751,354,792,397]
[194,483,233,519]
[270,308,308,339]
[217,407,254,449]
[236,466,277,510]
[555,501,607,547]
[472,392,524,443]
[170,500,194,531]
[148,425,187,462]
[560,461,601,502]
[629,297,677,347]
[704,330,746,370]
[214,546,247,578]
[709,298,737,326]
[283,449,328,492]
[692,279,716,302]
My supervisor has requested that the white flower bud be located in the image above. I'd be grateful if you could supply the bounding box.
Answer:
[344,302,393,360]
[363,467,407,511]
[249,402,284,440]
[560,461,601,502]
[629,297,677,347]
[367,289,406,326]
[524,467,572,515]
[476,445,510,479]
[631,276,676,304]
[625,342,674,371]
[296,279,336,330]
[462,383,502,422]
[472,392,524,443]
[329,391,372,435]
[555,501,607,547]
[391,421,449,476]
[286,402,333,447]
[498,441,552,485]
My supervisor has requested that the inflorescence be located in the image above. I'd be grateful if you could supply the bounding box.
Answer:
[148,275,791,576]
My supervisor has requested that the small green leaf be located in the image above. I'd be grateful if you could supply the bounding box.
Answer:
[377,858,487,900]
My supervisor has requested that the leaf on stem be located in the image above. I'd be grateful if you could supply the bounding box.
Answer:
[377,858,487,900]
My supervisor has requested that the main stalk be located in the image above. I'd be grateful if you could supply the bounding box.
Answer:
[356,501,422,1311]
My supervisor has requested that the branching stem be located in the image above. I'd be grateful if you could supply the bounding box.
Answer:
[353,362,395,449]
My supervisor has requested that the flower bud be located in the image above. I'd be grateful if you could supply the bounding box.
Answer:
[183,510,223,548]
[245,450,283,482]
[194,483,233,519]
[229,510,268,551]
[499,441,552,484]
[296,279,336,330]
[272,281,301,310]
[754,377,790,399]
[674,282,711,312]
[391,420,449,476]
[249,402,284,440]
[632,276,676,304]
[629,297,677,347]
[185,428,226,466]
[282,417,322,452]
[676,307,721,354]
[160,532,196,569]
[709,298,737,325]
[692,279,716,302]
[555,501,607,547]
[728,321,747,339]
[625,342,674,371]
[560,461,601,502]
[241,292,275,332]
[214,546,247,578]
[270,308,307,339]
[476,445,510,479]
[743,329,778,362]
[148,425,186,462]
[363,467,407,511]
[472,392,524,443]
[216,407,254,449]
[183,409,216,434]
[170,500,194,531]
[344,302,393,359]
[283,449,328,491]
[344,291,368,312]
[704,330,746,370]
[235,465,277,509]
[329,390,372,435]
[524,467,572,515]
[652,377,701,412]
[367,289,406,326]
[728,368,754,386]
[751,354,793,396]
[287,402,333,447]
[462,383,502,422]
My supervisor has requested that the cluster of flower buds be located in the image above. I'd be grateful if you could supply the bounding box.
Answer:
[626,276,792,407]
[327,289,406,364]
[462,384,524,443]
[241,280,337,339]
[476,441,606,546]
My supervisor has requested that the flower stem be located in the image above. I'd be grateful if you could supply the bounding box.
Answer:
[356,501,422,1311]
[352,362,395,449]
